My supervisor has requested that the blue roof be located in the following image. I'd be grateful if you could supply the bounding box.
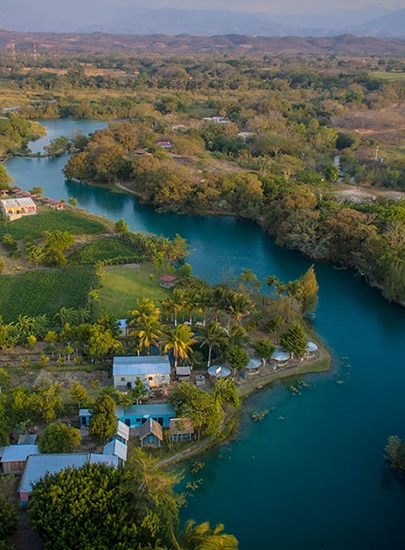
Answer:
[119,403,175,418]
[103,439,128,462]
[1,445,39,463]
[113,355,170,376]
[20,453,118,494]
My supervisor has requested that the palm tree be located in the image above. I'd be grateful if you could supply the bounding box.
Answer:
[228,324,249,349]
[265,275,280,304]
[211,285,229,323]
[161,289,185,327]
[200,320,228,367]
[162,324,196,367]
[181,520,238,550]
[134,317,163,355]
[128,298,160,324]
[184,288,200,325]
[226,292,252,327]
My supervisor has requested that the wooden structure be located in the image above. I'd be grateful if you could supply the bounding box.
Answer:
[0,444,39,474]
[138,418,163,448]
[170,418,194,442]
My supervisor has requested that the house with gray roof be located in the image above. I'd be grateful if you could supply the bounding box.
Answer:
[1,444,39,474]
[19,453,119,506]
[138,419,163,448]
[113,355,171,390]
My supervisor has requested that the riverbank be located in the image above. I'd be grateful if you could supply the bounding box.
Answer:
[158,342,331,469]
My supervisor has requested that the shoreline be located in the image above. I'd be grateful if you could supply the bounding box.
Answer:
[158,342,332,469]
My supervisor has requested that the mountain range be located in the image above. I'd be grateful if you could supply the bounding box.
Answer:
[1,5,405,38]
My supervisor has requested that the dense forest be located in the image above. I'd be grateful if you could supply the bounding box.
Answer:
[1,49,405,303]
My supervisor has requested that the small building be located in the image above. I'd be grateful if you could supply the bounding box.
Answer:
[113,355,171,390]
[195,374,206,387]
[0,198,37,220]
[160,275,177,289]
[271,349,291,367]
[170,418,194,442]
[79,408,91,427]
[19,453,119,505]
[114,420,130,444]
[246,358,261,376]
[103,439,128,464]
[1,444,39,474]
[176,366,191,381]
[306,341,318,358]
[117,319,129,337]
[208,365,231,379]
[116,403,175,429]
[138,418,163,448]
[156,141,173,150]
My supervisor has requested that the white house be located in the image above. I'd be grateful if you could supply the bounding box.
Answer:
[112,355,171,390]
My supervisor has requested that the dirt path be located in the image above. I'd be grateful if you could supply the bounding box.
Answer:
[335,183,405,203]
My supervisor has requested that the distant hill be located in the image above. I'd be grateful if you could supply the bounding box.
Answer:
[357,8,405,37]
[1,30,405,56]
[1,3,404,38]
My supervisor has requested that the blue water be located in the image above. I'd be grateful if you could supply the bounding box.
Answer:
[6,120,405,550]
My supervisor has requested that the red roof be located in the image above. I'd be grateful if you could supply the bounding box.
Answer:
[160,275,177,282]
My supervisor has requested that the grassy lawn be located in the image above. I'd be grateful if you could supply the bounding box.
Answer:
[0,208,110,240]
[98,263,171,317]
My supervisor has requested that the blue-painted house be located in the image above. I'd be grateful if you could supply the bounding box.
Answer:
[116,403,175,429]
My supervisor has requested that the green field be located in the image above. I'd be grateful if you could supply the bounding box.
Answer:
[98,264,171,317]
[371,71,405,81]
[0,266,97,322]
[0,208,109,240]
[68,237,141,265]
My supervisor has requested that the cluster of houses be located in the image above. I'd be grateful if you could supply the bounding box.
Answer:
[0,189,64,221]
[0,421,129,506]
[1,403,195,506]
[0,342,319,506]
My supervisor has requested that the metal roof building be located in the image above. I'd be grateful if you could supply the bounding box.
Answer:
[19,453,119,505]
[113,355,171,389]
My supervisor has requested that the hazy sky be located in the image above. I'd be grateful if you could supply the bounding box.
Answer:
[7,0,403,16]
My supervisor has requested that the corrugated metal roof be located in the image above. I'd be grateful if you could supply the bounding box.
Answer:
[120,403,175,418]
[19,454,88,493]
[1,445,39,463]
[89,454,119,467]
[17,434,38,445]
[113,355,170,376]
[176,366,191,376]
[103,439,127,462]
[115,421,130,441]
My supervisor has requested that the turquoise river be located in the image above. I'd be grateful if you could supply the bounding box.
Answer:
[5,120,405,550]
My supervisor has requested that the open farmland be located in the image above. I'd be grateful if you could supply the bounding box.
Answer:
[0,266,97,322]
[68,237,142,265]
[0,208,109,240]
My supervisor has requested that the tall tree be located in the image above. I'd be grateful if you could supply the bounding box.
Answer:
[162,324,196,367]
[88,394,117,444]
[200,321,228,367]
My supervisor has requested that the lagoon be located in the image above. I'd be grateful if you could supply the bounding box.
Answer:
[5,120,405,550]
